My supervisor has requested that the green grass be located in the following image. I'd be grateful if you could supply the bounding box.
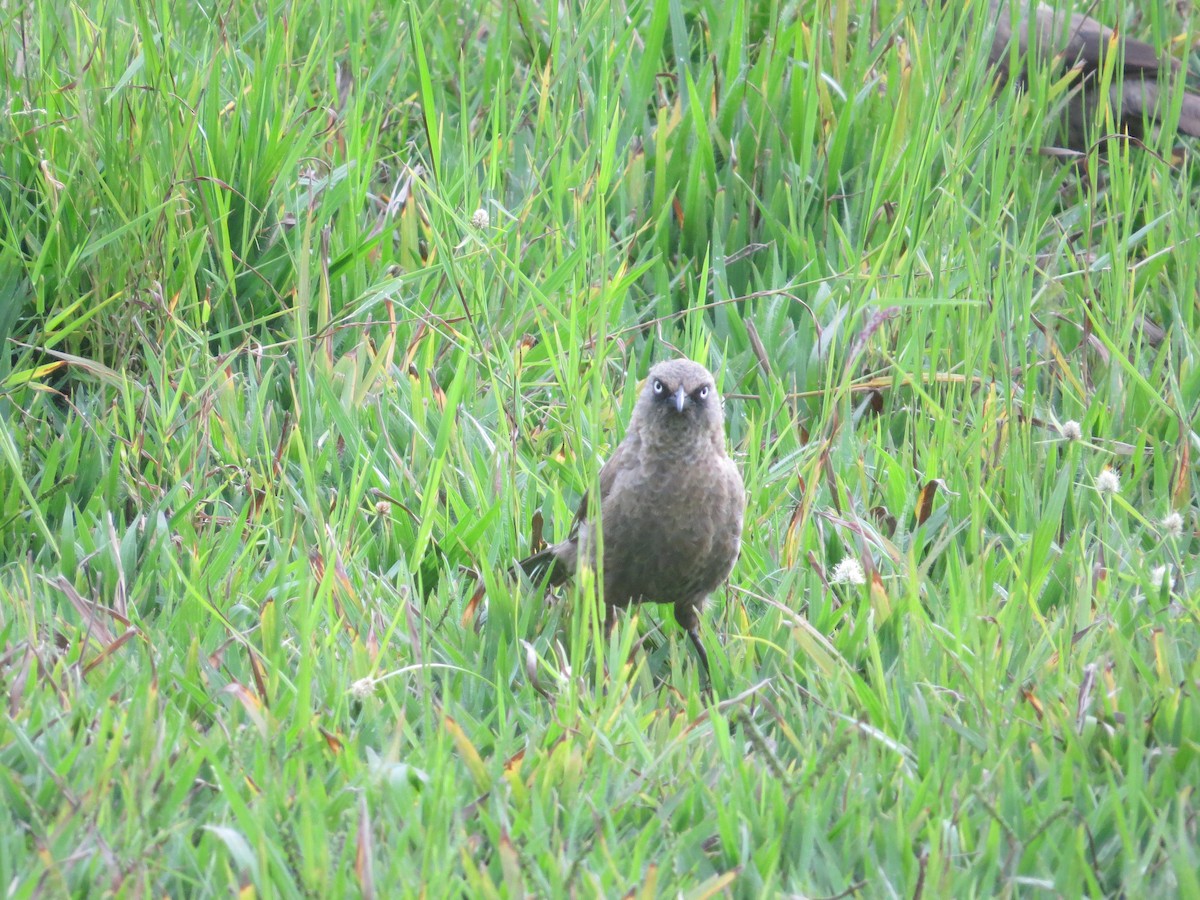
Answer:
[2,0,1199,894]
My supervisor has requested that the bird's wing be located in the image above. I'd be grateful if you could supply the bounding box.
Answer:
[1174,88,1200,138]
[566,434,634,539]
[596,437,631,502]
[1058,11,1165,77]
[995,2,1169,77]
[1111,74,1200,139]
[990,0,1200,139]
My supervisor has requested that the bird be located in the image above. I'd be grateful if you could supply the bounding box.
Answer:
[986,0,1200,150]
[517,358,746,687]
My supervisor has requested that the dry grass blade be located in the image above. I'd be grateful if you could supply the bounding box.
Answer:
[47,575,121,648]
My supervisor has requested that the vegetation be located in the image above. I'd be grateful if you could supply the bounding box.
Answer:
[2,0,1197,894]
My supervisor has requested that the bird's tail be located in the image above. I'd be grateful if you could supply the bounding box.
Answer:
[464,545,570,634]
[513,546,569,586]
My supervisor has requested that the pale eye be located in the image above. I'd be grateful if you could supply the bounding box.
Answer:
[653,380,664,394]
[698,385,709,400]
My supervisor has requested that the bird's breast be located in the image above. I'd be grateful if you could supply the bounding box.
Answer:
[596,445,744,607]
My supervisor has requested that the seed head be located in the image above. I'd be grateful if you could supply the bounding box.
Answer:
[1095,468,1121,495]
[1149,565,1171,589]
[830,558,866,586]
[1161,511,1184,538]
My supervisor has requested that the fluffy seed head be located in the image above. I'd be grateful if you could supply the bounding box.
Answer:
[1161,512,1184,538]
[831,558,866,586]
[1095,468,1121,495]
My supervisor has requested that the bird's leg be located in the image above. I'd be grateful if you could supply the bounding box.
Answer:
[599,601,615,684]
[687,626,712,701]
[674,601,712,699]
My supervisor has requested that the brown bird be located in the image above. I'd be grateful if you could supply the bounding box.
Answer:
[518,358,746,686]
[987,0,1200,150]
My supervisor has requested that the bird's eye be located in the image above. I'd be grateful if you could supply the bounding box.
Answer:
[697,385,709,400]
[653,380,664,394]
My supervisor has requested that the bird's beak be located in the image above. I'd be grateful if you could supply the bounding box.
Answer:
[673,386,687,413]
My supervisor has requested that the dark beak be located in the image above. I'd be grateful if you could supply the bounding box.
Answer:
[673,386,687,413]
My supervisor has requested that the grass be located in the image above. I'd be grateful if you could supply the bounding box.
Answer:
[2,0,1199,894]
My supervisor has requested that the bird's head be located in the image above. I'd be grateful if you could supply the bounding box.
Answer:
[634,358,725,440]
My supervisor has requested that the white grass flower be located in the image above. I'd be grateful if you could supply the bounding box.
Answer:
[1161,511,1184,538]
[470,207,490,229]
[350,677,377,699]
[1149,565,1171,589]
[1060,420,1082,441]
[830,558,866,586]
[1095,468,1120,495]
